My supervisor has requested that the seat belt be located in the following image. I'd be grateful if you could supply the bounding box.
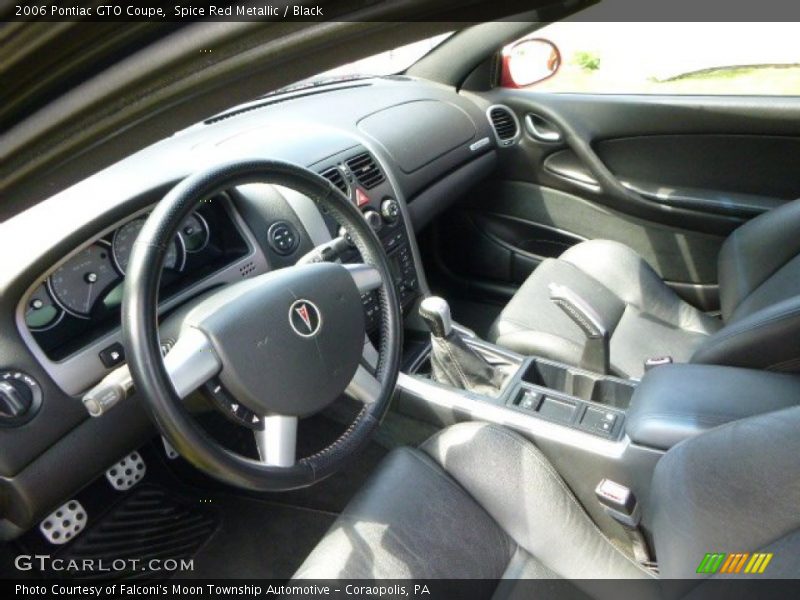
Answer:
[595,478,658,572]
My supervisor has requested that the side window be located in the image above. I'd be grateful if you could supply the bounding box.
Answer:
[502,23,800,95]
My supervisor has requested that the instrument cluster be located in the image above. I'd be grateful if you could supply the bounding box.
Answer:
[24,197,248,361]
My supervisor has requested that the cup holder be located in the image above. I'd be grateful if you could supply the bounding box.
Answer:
[522,359,634,408]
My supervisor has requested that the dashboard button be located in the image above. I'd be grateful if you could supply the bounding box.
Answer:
[267,221,300,256]
[99,343,125,368]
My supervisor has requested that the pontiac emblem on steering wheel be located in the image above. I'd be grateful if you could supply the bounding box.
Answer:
[289,299,322,337]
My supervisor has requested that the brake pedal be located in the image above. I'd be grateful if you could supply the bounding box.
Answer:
[105,451,146,491]
[40,500,87,545]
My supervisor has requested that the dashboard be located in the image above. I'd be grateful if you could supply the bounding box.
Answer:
[0,76,498,538]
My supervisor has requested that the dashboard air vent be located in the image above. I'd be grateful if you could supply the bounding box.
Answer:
[321,167,349,196]
[345,153,385,189]
[488,106,519,145]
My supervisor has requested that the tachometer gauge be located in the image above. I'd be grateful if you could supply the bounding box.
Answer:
[112,218,183,274]
[25,283,62,330]
[179,212,210,253]
[49,244,119,317]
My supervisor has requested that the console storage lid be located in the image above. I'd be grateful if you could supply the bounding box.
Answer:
[626,364,800,450]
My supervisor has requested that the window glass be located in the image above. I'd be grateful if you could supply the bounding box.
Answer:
[308,33,453,80]
[507,23,800,95]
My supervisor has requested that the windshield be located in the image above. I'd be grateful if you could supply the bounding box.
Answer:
[277,32,453,92]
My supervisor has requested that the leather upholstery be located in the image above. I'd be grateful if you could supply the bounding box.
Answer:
[296,415,800,585]
[489,240,721,378]
[294,422,654,582]
[491,200,800,375]
[650,405,800,582]
[627,364,800,450]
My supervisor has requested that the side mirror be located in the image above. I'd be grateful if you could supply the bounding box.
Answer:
[501,38,561,88]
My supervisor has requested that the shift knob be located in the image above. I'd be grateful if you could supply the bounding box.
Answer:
[419,296,452,338]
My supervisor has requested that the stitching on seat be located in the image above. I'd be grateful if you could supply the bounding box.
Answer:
[482,425,657,578]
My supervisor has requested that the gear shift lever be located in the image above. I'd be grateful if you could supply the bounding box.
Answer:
[420,297,508,396]
[419,296,452,338]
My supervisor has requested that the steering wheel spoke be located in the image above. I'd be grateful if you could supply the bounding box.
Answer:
[163,328,221,398]
[254,415,298,466]
[343,263,382,294]
[345,364,382,405]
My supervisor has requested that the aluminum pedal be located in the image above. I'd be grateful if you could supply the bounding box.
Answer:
[105,451,146,491]
[40,500,87,545]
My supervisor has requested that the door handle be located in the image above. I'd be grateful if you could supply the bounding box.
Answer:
[525,113,562,142]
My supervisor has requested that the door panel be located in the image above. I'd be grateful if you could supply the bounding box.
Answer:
[432,92,800,311]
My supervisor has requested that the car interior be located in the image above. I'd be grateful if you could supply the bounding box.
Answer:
[1,2,799,592]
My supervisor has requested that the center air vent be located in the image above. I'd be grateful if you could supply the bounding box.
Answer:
[321,167,349,197]
[488,106,519,146]
[345,153,385,189]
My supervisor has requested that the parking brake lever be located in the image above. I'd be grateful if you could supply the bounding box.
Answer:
[549,283,610,374]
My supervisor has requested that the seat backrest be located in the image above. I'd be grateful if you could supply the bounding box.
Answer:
[649,405,800,583]
[691,199,800,371]
[718,198,800,322]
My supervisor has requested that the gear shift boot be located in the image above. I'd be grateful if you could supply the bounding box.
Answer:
[420,297,515,397]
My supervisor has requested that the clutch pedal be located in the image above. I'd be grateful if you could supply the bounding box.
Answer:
[105,451,146,491]
[39,500,87,545]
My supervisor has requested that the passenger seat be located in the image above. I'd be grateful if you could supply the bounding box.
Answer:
[489,199,800,378]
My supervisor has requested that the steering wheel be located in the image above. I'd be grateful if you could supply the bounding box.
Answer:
[122,159,402,491]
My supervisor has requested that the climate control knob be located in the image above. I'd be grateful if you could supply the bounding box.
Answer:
[380,199,401,224]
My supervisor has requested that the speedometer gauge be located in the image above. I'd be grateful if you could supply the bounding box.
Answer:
[49,244,119,317]
[112,218,183,274]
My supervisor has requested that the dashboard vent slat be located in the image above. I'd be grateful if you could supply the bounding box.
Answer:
[321,167,349,196]
[489,106,518,142]
[345,152,385,189]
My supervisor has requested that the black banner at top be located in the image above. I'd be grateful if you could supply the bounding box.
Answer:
[4,0,800,23]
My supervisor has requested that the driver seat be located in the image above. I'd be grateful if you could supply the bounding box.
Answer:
[294,414,800,586]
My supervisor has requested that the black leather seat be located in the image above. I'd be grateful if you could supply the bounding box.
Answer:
[489,200,800,378]
[295,414,800,587]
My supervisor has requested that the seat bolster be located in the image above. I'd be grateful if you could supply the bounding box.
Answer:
[691,296,800,371]
[718,197,800,320]
[651,406,800,580]
[421,422,653,580]
[293,446,513,579]
[561,240,720,335]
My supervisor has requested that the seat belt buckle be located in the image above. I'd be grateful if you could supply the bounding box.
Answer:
[595,479,656,570]
[595,478,640,527]
[644,356,673,372]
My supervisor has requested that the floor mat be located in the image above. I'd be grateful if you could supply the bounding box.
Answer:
[184,495,336,579]
[50,485,219,580]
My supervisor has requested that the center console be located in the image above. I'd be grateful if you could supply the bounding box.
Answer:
[393,297,800,550]
[403,332,634,441]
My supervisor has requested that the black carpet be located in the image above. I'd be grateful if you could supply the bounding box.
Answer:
[184,495,336,579]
